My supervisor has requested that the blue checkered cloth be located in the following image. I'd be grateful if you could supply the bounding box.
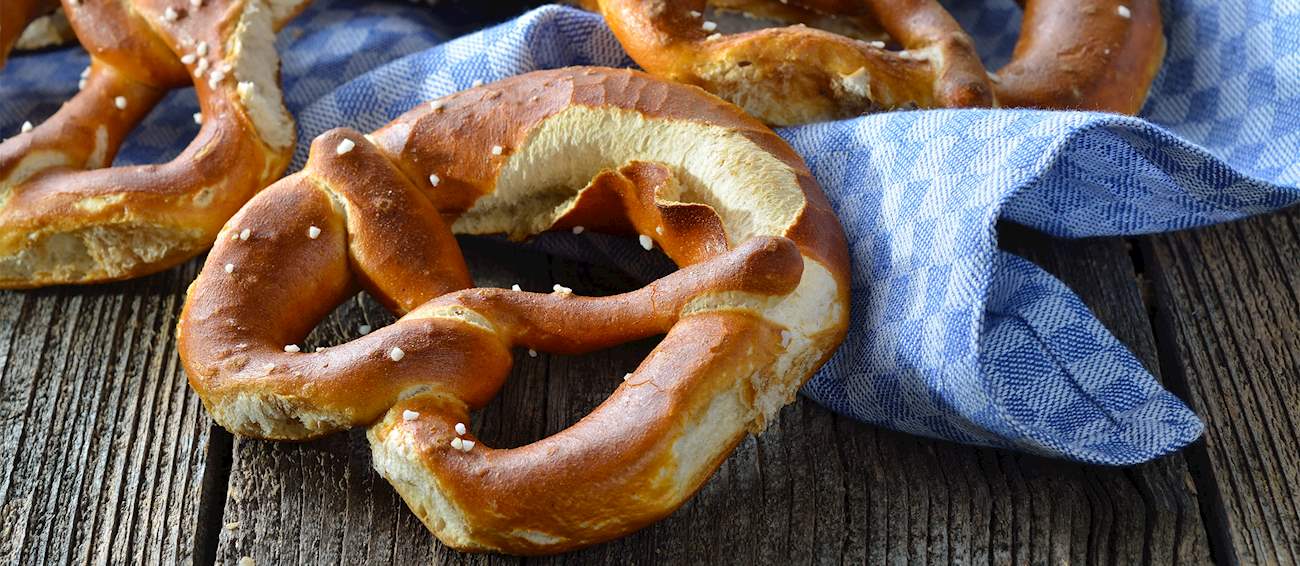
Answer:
[4,1,1298,465]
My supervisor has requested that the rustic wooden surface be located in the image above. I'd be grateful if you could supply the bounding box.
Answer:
[0,262,225,565]
[0,211,1296,564]
[1143,207,1300,565]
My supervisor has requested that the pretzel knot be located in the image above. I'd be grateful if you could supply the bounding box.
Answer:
[178,68,851,554]
[585,0,1165,125]
[0,0,309,288]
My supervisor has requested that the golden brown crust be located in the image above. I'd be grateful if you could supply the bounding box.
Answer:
[994,0,1166,114]
[372,67,850,285]
[586,0,1163,124]
[0,0,307,288]
[178,68,851,554]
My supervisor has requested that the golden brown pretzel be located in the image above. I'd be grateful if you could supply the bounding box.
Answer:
[0,0,310,288]
[177,67,851,554]
[584,0,1164,125]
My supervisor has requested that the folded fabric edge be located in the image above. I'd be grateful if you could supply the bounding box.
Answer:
[976,251,1204,465]
[998,114,1300,238]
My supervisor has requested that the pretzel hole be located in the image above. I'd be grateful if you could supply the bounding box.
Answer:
[113,89,202,165]
[941,0,1023,70]
[475,263,663,451]
[290,233,668,450]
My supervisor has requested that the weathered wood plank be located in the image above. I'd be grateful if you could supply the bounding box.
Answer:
[0,261,219,565]
[1143,208,1300,565]
[213,228,1212,565]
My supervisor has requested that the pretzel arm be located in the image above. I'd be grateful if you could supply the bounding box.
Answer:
[307,129,472,313]
[703,28,936,114]
[422,235,802,354]
[0,64,162,185]
[994,0,1164,113]
[859,0,991,107]
[371,310,785,554]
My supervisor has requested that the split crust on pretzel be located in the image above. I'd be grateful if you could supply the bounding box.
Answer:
[178,67,850,554]
[2,0,75,66]
[0,0,60,67]
[584,0,1164,125]
[14,9,75,54]
[0,0,310,288]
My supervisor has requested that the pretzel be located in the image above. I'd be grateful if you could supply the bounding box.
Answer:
[177,67,850,554]
[583,0,1165,125]
[0,0,310,288]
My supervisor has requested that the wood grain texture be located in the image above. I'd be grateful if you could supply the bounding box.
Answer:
[1143,208,1300,565]
[212,230,1212,565]
[0,262,221,565]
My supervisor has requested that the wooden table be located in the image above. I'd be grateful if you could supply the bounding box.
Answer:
[3,7,1299,565]
[2,205,1297,565]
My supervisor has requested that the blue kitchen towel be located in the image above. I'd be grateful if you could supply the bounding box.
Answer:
[3,1,1298,465]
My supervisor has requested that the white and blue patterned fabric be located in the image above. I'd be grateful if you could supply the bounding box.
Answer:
[3,0,1298,465]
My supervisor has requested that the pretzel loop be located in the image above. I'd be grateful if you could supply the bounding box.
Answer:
[0,0,307,288]
[589,0,1164,124]
[180,68,851,554]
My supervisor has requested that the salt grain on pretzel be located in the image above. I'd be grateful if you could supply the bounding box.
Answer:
[581,0,1165,124]
[0,0,311,288]
[178,67,849,554]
